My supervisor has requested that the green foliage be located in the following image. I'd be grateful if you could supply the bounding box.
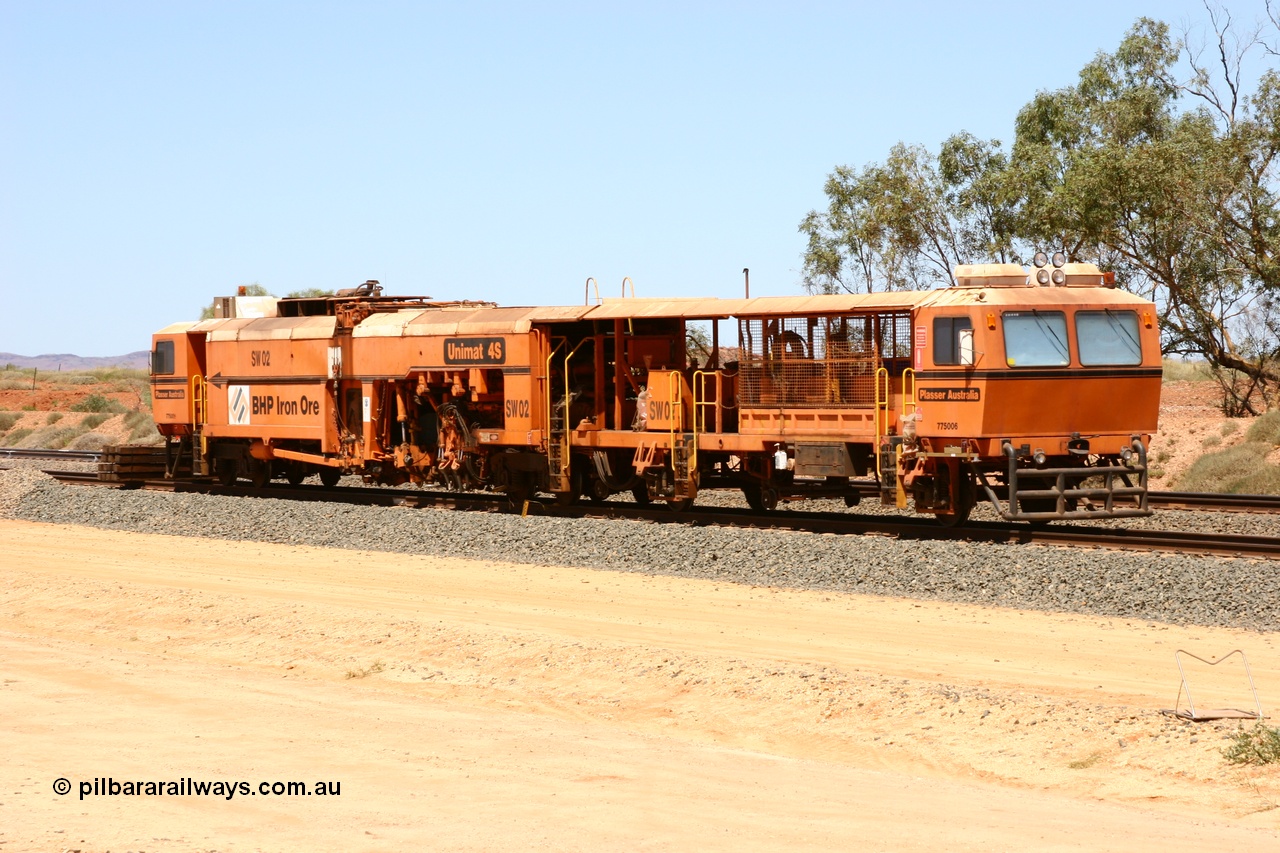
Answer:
[1246,410,1280,445]
[1223,723,1280,766]
[41,426,84,449]
[685,323,713,366]
[1,428,33,446]
[1176,443,1273,493]
[46,412,63,425]
[0,412,18,432]
[284,287,335,298]
[801,13,1280,412]
[81,413,110,429]
[71,394,127,413]
[1229,465,1280,495]
[124,410,159,443]
[800,133,1020,293]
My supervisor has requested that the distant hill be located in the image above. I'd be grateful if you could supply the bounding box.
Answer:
[0,351,151,371]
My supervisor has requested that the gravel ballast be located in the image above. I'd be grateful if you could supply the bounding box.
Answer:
[3,467,1276,632]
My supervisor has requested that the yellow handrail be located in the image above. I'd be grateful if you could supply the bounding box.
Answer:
[874,366,889,478]
[543,338,565,440]
[189,374,207,425]
[902,367,916,418]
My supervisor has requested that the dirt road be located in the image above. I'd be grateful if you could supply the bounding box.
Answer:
[3,519,1278,850]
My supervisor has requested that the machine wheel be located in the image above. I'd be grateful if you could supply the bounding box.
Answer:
[319,467,342,488]
[553,466,583,507]
[215,458,238,487]
[743,486,778,512]
[248,459,271,489]
[843,493,862,508]
[935,502,972,528]
[935,468,975,527]
[587,476,612,504]
[285,464,306,486]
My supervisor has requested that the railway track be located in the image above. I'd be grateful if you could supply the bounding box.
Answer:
[11,446,1279,514]
[37,469,1280,561]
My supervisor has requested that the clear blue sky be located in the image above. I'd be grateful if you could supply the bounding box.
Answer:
[0,0,1246,356]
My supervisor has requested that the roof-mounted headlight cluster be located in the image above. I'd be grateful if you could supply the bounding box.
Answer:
[1031,251,1068,286]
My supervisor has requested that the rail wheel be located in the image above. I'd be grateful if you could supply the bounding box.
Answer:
[743,486,778,512]
[667,497,693,512]
[630,485,651,506]
[285,463,306,486]
[935,467,975,528]
[935,502,972,528]
[215,458,238,487]
[248,459,271,489]
[319,467,341,488]
[587,476,611,505]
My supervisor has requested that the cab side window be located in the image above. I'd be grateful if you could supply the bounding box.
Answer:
[152,340,175,375]
[933,317,973,365]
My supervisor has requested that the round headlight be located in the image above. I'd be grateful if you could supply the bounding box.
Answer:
[1033,449,1047,465]
[1036,268,1051,285]
[1052,251,1067,268]
[1051,268,1066,285]
[1033,251,1049,268]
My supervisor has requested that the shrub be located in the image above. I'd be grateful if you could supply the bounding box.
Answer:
[1176,444,1269,492]
[71,393,127,413]
[81,413,110,429]
[46,412,63,425]
[0,412,18,432]
[1221,420,1240,437]
[1228,466,1280,495]
[1246,410,1280,445]
[1162,359,1214,382]
[1224,723,1280,765]
[1201,434,1222,448]
[30,425,87,449]
[70,432,112,451]
[126,410,160,443]
[0,428,34,446]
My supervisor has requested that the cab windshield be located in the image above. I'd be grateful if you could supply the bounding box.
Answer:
[1002,311,1069,367]
[1077,310,1142,365]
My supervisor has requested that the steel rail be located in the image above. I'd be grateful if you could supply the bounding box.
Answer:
[1147,491,1280,514]
[40,471,1280,561]
[1,447,103,462]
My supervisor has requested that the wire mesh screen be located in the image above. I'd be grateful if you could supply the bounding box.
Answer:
[736,313,912,408]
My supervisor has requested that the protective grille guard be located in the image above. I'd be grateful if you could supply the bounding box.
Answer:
[973,437,1152,521]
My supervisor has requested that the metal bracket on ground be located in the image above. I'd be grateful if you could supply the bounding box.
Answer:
[1161,649,1264,722]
